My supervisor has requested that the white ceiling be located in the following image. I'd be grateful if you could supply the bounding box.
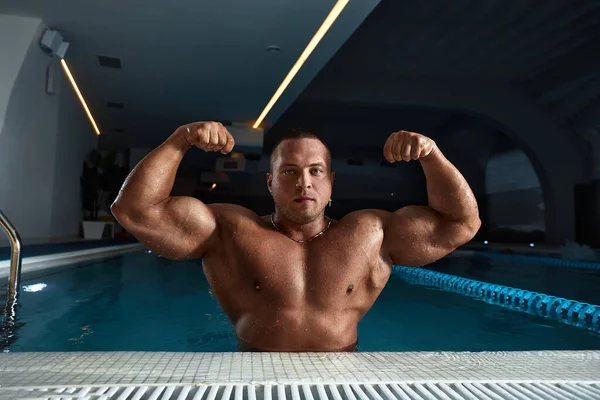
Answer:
[3,0,599,153]
[0,0,381,146]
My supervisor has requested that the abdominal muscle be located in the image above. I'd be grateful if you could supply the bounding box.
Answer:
[234,306,361,351]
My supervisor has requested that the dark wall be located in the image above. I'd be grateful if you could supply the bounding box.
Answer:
[575,180,600,247]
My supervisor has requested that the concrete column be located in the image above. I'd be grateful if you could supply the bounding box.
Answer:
[573,98,600,181]
[0,15,41,136]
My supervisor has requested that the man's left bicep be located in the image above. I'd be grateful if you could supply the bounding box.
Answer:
[383,206,464,267]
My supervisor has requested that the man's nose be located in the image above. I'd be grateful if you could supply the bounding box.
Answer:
[296,172,312,189]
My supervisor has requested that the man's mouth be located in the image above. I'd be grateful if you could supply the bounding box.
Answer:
[294,197,314,203]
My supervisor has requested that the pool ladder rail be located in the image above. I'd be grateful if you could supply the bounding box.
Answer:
[0,208,22,349]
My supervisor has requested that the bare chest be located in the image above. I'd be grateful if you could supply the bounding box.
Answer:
[202,222,392,309]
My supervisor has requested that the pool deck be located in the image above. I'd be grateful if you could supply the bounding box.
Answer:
[2,350,600,385]
[0,351,599,399]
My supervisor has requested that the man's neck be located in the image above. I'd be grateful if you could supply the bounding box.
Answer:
[272,212,328,242]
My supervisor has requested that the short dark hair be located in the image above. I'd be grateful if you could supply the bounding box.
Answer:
[269,129,332,172]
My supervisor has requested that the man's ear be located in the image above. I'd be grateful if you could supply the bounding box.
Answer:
[331,171,335,185]
[266,173,273,193]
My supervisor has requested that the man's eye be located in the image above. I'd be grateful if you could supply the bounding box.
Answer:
[283,170,294,175]
[311,169,323,175]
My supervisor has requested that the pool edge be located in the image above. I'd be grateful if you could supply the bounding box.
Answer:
[0,350,599,387]
[0,243,144,281]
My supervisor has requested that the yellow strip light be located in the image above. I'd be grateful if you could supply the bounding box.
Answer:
[60,59,101,135]
[253,0,349,129]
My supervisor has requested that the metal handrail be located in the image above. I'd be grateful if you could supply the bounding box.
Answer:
[0,208,22,351]
[0,209,22,299]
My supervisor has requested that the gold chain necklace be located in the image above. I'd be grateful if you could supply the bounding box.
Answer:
[270,213,331,244]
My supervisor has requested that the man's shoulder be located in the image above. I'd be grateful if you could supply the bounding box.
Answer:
[207,203,263,225]
[339,208,393,225]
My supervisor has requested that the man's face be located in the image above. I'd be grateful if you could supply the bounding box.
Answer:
[267,138,335,223]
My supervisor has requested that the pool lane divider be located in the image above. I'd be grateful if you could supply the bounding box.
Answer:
[393,265,600,334]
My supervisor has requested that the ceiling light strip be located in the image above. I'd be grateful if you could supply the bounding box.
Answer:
[253,0,349,129]
[60,59,101,135]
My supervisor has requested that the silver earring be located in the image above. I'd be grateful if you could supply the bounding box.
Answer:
[328,198,332,207]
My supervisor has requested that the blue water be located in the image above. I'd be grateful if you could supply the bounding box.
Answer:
[3,251,600,352]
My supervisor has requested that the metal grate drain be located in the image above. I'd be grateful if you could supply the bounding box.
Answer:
[2,382,600,400]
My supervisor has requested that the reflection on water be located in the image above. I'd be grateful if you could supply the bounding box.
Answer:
[23,283,47,293]
[68,325,93,344]
[1,288,22,351]
[182,330,236,347]
[4,252,600,352]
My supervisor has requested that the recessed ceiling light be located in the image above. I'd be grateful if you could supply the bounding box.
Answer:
[98,55,122,69]
[266,45,281,52]
[107,102,124,109]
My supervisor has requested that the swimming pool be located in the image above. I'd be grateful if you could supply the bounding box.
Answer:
[429,254,600,305]
[3,250,600,352]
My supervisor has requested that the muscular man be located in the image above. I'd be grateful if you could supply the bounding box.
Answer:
[111,122,481,351]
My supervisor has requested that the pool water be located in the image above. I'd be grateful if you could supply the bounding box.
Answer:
[4,251,600,352]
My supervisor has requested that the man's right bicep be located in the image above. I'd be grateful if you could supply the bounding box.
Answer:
[116,196,219,260]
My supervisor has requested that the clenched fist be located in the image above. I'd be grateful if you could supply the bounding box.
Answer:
[181,121,235,154]
[383,130,437,162]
